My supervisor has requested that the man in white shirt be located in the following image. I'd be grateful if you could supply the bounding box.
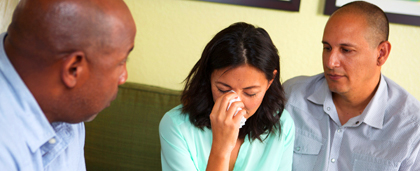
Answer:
[284,1,420,170]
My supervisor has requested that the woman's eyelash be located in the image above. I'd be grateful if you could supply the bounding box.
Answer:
[245,93,256,97]
[218,88,257,97]
[218,89,230,93]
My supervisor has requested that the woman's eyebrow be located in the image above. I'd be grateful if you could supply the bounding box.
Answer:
[216,82,231,88]
[216,82,260,89]
[243,86,260,90]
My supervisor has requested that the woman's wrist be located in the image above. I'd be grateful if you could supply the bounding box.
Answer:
[206,148,230,171]
[209,142,233,158]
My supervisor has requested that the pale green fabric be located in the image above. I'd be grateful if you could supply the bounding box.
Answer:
[159,105,295,171]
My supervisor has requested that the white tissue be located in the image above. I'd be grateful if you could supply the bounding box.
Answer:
[227,91,246,128]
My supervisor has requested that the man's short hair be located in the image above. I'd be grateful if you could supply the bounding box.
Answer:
[335,1,389,45]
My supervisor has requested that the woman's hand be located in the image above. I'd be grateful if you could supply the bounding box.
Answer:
[206,92,246,171]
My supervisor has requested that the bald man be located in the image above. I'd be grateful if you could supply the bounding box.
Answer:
[284,1,420,170]
[0,0,136,170]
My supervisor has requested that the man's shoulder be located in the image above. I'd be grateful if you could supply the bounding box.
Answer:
[0,68,25,116]
[384,76,420,106]
[383,76,420,123]
[0,111,31,170]
[283,73,324,98]
[283,73,324,89]
[0,77,23,129]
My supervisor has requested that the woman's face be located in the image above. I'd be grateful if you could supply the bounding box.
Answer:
[210,64,275,119]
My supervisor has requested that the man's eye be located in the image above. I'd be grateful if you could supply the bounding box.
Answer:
[342,48,351,53]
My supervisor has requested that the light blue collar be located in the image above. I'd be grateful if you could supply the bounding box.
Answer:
[306,74,387,129]
[0,32,56,152]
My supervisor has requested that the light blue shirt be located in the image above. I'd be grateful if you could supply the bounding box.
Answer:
[0,33,86,171]
[284,73,420,171]
[159,105,295,171]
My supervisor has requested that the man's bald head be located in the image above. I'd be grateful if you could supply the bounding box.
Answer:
[3,0,136,123]
[331,1,389,47]
[6,0,135,66]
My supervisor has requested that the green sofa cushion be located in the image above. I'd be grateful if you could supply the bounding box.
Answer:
[85,82,181,171]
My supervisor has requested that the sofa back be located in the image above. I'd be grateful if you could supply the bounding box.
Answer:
[85,82,181,171]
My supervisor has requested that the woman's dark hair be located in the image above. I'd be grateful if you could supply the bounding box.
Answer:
[181,22,286,141]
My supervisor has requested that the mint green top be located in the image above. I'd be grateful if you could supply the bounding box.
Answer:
[159,105,295,171]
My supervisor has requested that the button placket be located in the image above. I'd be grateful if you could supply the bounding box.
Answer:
[328,127,344,170]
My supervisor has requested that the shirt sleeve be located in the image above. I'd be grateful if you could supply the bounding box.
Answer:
[159,111,198,171]
[400,136,420,171]
[278,110,295,171]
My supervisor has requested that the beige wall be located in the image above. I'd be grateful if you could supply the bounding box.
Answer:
[2,0,420,100]
[0,0,19,32]
[125,0,420,100]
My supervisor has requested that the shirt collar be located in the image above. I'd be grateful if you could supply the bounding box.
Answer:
[307,77,330,120]
[306,74,387,129]
[360,74,387,129]
[307,77,329,105]
[0,32,56,152]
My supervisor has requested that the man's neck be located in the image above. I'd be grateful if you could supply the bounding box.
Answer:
[332,77,381,125]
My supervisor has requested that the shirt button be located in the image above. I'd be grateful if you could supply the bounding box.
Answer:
[296,147,301,151]
[337,129,342,133]
[48,138,56,144]
[327,107,331,111]
[331,158,336,163]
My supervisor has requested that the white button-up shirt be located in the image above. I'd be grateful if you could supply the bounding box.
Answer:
[284,73,420,171]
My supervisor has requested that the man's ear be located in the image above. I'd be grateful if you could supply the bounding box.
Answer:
[61,51,86,88]
[267,69,278,90]
[377,41,391,66]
